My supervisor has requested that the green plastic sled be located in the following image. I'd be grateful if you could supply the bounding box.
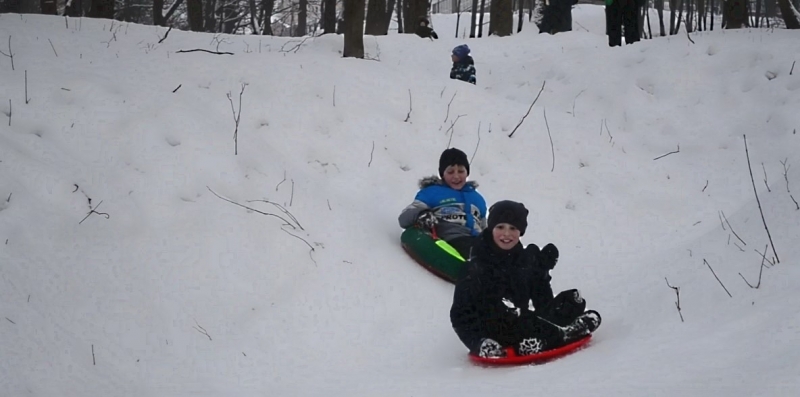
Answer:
[400,227,467,283]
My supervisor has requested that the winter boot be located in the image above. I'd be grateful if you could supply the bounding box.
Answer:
[518,337,547,356]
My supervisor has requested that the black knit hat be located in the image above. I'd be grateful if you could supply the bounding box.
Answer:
[488,200,529,236]
[438,148,470,178]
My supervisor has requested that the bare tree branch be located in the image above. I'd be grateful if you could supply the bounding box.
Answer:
[226,83,247,155]
[508,80,546,138]
[158,27,172,43]
[246,199,304,230]
[762,162,771,192]
[470,122,481,164]
[79,201,110,224]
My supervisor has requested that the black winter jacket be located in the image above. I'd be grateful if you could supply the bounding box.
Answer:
[450,231,555,352]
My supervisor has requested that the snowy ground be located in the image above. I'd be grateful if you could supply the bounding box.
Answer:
[1,6,799,397]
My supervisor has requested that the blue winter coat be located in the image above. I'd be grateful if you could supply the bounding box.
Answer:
[398,176,487,241]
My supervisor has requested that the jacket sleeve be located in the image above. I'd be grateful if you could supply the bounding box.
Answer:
[522,246,555,310]
[450,266,484,352]
[398,189,434,228]
[398,199,429,228]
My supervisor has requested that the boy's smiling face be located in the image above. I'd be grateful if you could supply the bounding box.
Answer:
[443,165,468,190]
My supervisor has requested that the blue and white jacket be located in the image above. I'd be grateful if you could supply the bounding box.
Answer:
[398,176,487,241]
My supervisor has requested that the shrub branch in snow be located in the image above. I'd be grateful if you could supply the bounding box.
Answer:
[739,244,769,289]
[508,80,546,138]
[761,163,771,192]
[720,210,746,246]
[664,277,684,322]
[279,37,310,54]
[470,122,481,164]
[0,36,14,70]
[368,141,375,167]
[779,158,799,210]
[206,186,297,229]
[444,92,457,123]
[445,114,466,148]
[743,135,780,263]
[6,99,10,126]
[246,199,304,230]
[227,83,247,155]
[193,320,212,341]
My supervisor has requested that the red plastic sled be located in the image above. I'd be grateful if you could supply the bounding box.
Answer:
[468,335,592,366]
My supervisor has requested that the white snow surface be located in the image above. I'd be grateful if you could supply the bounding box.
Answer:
[2,7,800,397]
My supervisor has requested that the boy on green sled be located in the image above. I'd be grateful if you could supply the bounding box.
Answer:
[398,148,487,261]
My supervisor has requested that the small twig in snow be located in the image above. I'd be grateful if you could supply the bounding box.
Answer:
[664,278,684,322]
[445,114,466,148]
[544,108,555,172]
[176,48,234,55]
[226,83,247,155]
[48,39,58,57]
[5,317,15,324]
[404,89,412,122]
[762,162,771,192]
[91,344,96,365]
[744,135,779,263]
[790,61,795,75]
[275,171,286,191]
[704,259,732,298]
[702,180,709,192]
[368,141,375,167]
[654,145,680,161]
[289,180,295,206]
[193,320,212,341]
[509,80,546,138]
[172,84,182,93]
[79,201,110,224]
[571,89,586,117]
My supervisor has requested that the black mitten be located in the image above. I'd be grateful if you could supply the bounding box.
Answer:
[540,243,559,270]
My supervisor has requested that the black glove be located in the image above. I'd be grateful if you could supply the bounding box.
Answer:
[540,243,559,270]
[416,210,438,230]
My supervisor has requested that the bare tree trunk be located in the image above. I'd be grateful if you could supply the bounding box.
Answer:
[724,0,746,27]
[517,0,524,31]
[90,0,114,18]
[490,0,513,35]
[669,0,677,33]
[187,0,204,31]
[41,0,56,14]
[687,0,694,31]
[397,0,404,32]
[777,0,800,28]
[675,0,685,32]
[469,0,478,36]
[365,0,386,34]
[1,0,21,13]
[343,0,365,57]
[296,0,307,35]
[153,0,165,24]
[478,0,486,36]
[322,0,337,33]
[455,0,462,36]
[203,0,216,32]
[656,0,666,35]
[697,0,705,29]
